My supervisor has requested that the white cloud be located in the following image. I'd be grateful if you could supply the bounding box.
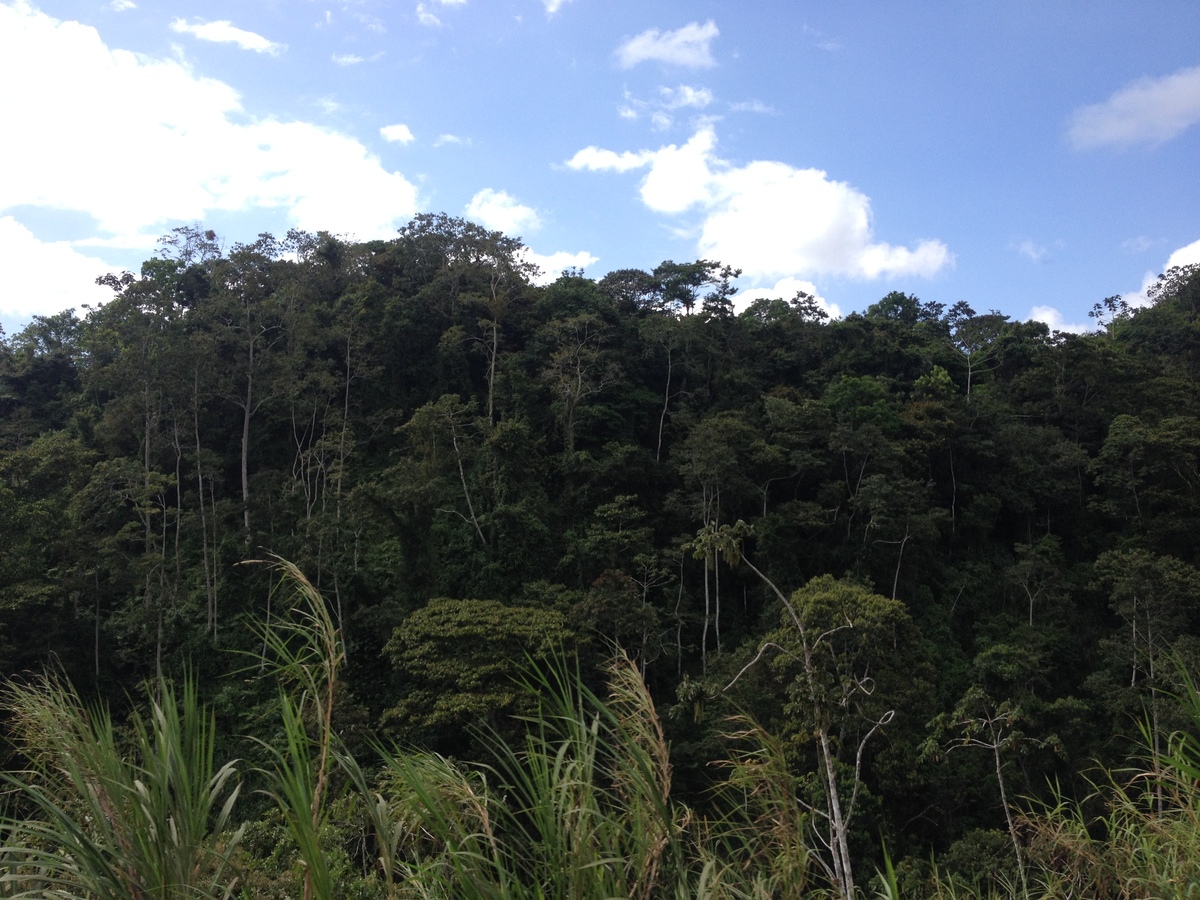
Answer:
[615,84,714,126]
[616,20,719,69]
[542,0,575,14]
[523,249,599,285]
[565,124,953,283]
[637,128,717,213]
[465,189,541,235]
[0,217,117,323]
[416,4,441,26]
[169,18,284,55]
[1166,237,1200,270]
[736,276,840,319]
[109,0,135,11]
[332,53,363,65]
[1028,306,1089,335]
[659,84,713,109]
[1069,65,1200,149]
[730,99,775,114]
[380,123,415,144]
[1016,239,1049,262]
[434,133,468,146]
[1121,237,1200,308]
[0,4,419,248]
[802,24,842,53]
[566,146,654,172]
[1122,235,1154,254]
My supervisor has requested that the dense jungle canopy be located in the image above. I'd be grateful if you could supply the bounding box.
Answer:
[3,215,1200,897]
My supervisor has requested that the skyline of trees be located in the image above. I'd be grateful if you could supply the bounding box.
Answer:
[3,216,1200,891]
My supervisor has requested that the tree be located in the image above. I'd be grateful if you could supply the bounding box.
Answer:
[538,312,621,457]
[651,260,740,315]
[383,597,576,748]
[946,302,1008,397]
[723,546,916,899]
[1093,549,1200,773]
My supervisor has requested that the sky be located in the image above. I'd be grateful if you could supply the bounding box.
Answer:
[2,0,1199,335]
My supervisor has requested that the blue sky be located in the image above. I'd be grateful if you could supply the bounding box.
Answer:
[2,0,1198,334]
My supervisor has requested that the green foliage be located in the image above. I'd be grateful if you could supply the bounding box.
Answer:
[10,219,1200,891]
[0,672,243,899]
[383,597,576,745]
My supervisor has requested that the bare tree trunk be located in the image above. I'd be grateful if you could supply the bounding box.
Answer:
[241,342,254,539]
[656,346,673,462]
[991,728,1028,898]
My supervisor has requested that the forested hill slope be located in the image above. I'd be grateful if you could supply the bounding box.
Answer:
[3,214,1200,884]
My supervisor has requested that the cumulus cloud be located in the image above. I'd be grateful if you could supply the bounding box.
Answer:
[1028,306,1089,335]
[0,217,118,323]
[1069,65,1200,149]
[1121,237,1200,308]
[543,0,575,14]
[109,0,135,11]
[0,4,419,248]
[1165,237,1200,269]
[523,249,599,285]
[616,20,719,69]
[169,18,285,54]
[568,125,952,283]
[465,189,541,235]
[735,276,840,319]
[380,123,415,144]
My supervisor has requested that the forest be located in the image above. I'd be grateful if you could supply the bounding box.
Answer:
[2,214,1200,898]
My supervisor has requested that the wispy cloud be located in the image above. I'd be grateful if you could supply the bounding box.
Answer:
[332,53,364,66]
[730,99,775,114]
[1122,235,1154,254]
[616,20,719,69]
[416,4,441,26]
[618,84,713,128]
[659,84,713,110]
[802,23,842,52]
[1069,65,1200,149]
[434,133,469,147]
[542,0,575,14]
[1016,239,1049,262]
[109,0,136,11]
[169,18,285,54]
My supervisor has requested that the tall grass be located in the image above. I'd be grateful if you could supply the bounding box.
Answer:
[0,672,243,899]
[23,558,1200,898]
[364,652,689,899]
[1020,672,1200,899]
